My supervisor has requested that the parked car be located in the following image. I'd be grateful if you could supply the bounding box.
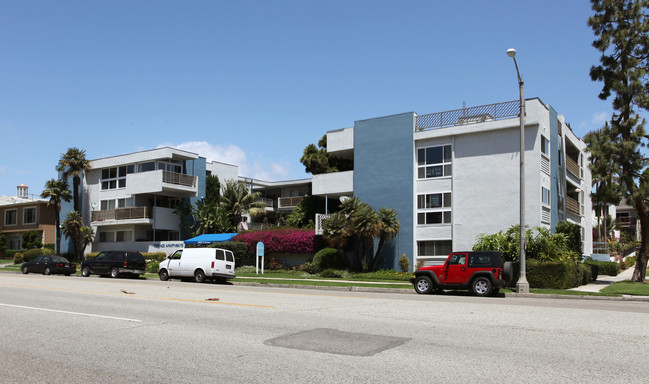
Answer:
[158,248,235,283]
[410,251,512,296]
[21,255,76,276]
[80,251,146,278]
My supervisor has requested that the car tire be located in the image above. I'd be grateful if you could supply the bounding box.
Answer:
[159,269,170,281]
[43,267,51,275]
[414,276,434,294]
[503,261,513,283]
[21,266,28,274]
[472,277,493,296]
[82,267,91,277]
[110,267,119,278]
[194,269,206,283]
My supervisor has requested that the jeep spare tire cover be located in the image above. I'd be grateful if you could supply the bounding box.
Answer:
[503,261,513,283]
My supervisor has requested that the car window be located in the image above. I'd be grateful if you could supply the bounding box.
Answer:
[95,252,108,261]
[114,253,125,262]
[215,249,225,261]
[449,254,467,265]
[225,251,234,263]
[43,256,52,263]
[470,254,493,266]
[33,256,44,263]
[171,250,182,260]
[52,256,68,263]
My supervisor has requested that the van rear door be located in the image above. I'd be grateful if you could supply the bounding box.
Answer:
[224,250,235,276]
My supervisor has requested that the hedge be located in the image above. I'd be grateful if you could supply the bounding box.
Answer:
[585,259,620,276]
[513,260,597,289]
[311,247,345,273]
[13,248,54,264]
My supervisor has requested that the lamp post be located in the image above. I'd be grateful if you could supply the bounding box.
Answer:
[507,48,529,293]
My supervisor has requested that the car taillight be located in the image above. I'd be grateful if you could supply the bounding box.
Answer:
[56,263,63,267]
[211,261,214,268]
[124,261,128,267]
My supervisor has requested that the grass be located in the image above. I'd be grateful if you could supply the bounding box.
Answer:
[600,281,649,296]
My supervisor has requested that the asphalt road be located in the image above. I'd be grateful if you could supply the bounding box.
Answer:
[1,273,647,384]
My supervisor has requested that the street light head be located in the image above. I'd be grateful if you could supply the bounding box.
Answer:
[506,48,516,58]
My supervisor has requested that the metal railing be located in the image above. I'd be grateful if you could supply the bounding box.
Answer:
[278,196,305,209]
[258,197,275,209]
[416,100,521,131]
[162,170,197,188]
[91,207,152,222]
[617,217,635,228]
[593,242,609,254]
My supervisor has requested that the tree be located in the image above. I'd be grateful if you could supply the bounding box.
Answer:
[585,0,649,281]
[61,211,83,260]
[56,147,91,213]
[41,178,72,255]
[21,230,42,249]
[0,230,6,258]
[192,199,233,235]
[219,180,266,229]
[79,226,95,253]
[205,175,221,205]
[555,221,584,255]
[370,208,401,270]
[300,135,353,175]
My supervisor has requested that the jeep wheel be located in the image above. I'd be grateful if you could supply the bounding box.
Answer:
[194,270,206,283]
[472,277,493,296]
[414,276,434,294]
[159,269,170,281]
[81,266,91,277]
[503,261,513,283]
[110,267,119,278]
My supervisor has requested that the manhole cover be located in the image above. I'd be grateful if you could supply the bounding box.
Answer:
[265,328,409,356]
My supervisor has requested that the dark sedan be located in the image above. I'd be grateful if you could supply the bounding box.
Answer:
[21,255,76,276]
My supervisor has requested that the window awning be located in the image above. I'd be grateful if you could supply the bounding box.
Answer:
[183,233,238,245]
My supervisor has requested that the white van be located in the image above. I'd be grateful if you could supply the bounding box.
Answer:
[158,248,235,283]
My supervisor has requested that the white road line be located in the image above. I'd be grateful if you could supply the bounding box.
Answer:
[0,303,142,322]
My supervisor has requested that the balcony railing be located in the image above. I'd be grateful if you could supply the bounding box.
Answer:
[92,207,152,222]
[162,170,197,188]
[278,196,305,209]
[258,197,275,209]
[416,100,521,131]
[617,217,635,228]
[566,156,581,179]
[566,196,582,216]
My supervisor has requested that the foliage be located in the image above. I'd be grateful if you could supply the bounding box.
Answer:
[61,211,83,260]
[585,259,621,276]
[526,260,593,289]
[298,261,317,274]
[625,256,637,269]
[321,197,400,271]
[56,147,91,213]
[41,178,72,255]
[310,247,345,273]
[142,252,167,263]
[284,196,330,229]
[192,199,233,235]
[349,269,412,281]
[21,230,42,249]
[234,228,316,255]
[235,265,258,274]
[44,243,55,250]
[555,221,583,255]
[173,200,193,240]
[0,230,5,258]
[265,258,290,270]
[473,225,579,262]
[586,0,649,282]
[205,174,221,205]
[21,248,49,263]
[300,134,353,175]
[398,254,410,273]
[319,269,343,278]
[146,261,160,273]
[220,179,266,229]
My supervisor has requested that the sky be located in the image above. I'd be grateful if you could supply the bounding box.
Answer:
[0,0,619,197]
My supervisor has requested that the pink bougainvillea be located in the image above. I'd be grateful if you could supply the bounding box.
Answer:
[233,229,316,255]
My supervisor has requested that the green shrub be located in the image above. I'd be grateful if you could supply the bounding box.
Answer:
[585,259,620,276]
[351,269,411,281]
[146,261,160,273]
[578,263,593,285]
[527,260,578,289]
[319,268,343,278]
[311,248,344,273]
[298,261,317,274]
[43,243,55,251]
[5,249,21,261]
[624,256,636,269]
[235,265,257,274]
[142,252,167,263]
[22,248,45,263]
[13,252,24,264]
[265,258,289,270]
[398,254,410,273]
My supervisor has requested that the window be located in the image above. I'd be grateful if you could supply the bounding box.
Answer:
[101,166,130,190]
[418,240,452,257]
[23,207,36,224]
[157,161,182,173]
[215,249,225,260]
[116,231,133,242]
[417,192,452,225]
[4,209,17,226]
[541,187,550,206]
[99,232,115,243]
[101,198,134,210]
[417,145,452,179]
[168,231,180,241]
[541,136,550,157]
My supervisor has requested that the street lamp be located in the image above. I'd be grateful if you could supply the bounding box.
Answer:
[507,48,529,294]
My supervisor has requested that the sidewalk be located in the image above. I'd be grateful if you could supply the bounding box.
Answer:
[569,265,635,293]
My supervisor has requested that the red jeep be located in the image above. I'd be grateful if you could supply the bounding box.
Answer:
[410,251,512,296]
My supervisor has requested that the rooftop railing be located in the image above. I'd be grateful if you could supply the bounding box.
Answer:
[416,100,521,131]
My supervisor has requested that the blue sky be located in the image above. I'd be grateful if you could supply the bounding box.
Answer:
[0,0,615,197]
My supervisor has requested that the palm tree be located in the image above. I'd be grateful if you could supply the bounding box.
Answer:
[322,212,349,251]
[61,211,83,260]
[57,147,91,213]
[79,226,95,256]
[352,203,379,269]
[41,178,72,255]
[192,199,233,235]
[370,208,400,271]
[219,180,266,229]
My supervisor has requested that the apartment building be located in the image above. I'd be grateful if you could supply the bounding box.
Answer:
[0,184,56,250]
[314,98,593,268]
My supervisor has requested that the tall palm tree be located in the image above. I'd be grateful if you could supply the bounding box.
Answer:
[322,212,349,252]
[41,178,72,255]
[353,203,379,269]
[57,147,91,213]
[192,199,233,235]
[79,226,95,256]
[370,208,400,271]
[219,180,266,229]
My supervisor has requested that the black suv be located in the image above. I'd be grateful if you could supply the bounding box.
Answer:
[80,251,146,278]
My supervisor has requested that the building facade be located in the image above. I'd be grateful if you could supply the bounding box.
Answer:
[315,98,593,268]
[0,185,56,250]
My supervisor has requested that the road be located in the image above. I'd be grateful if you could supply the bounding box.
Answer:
[0,273,647,383]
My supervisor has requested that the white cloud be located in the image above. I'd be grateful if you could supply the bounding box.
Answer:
[163,141,292,181]
[592,111,609,125]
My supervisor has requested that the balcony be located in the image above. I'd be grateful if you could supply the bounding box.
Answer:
[258,197,275,210]
[126,170,197,197]
[617,216,635,228]
[312,171,353,197]
[278,196,305,209]
[416,100,520,131]
[566,196,582,216]
[566,156,581,179]
[92,207,152,223]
